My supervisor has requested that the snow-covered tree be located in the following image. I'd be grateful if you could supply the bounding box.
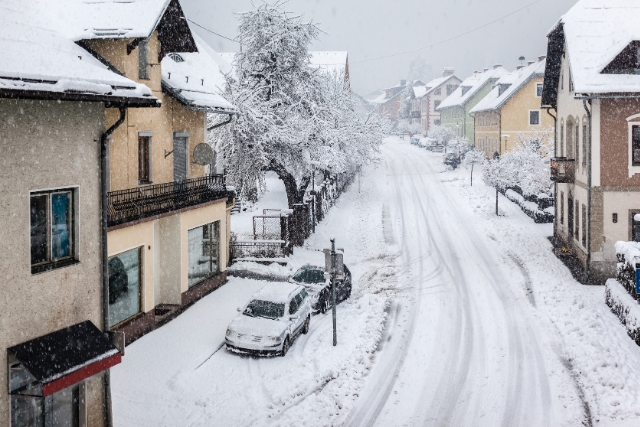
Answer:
[463,148,484,186]
[210,2,386,207]
[502,131,553,197]
[448,136,471,154]
[483,156,516,216]
[428,125,455,148]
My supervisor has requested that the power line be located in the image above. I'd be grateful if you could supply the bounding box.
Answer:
[187,18,240,44]
[352,0,542,65]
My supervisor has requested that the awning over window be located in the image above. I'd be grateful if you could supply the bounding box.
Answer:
[8,321,121,397]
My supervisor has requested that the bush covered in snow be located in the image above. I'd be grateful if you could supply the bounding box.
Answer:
[605,279,640,346]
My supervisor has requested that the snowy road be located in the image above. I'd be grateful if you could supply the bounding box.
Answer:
[347,141,584,427]
[112,137,640,427]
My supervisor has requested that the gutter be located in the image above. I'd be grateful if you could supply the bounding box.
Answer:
[161,81,236,115]
[583,99,592,282]
[100,107,127,427]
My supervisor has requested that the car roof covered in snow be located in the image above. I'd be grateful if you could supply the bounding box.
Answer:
[470,59,545,114]
[252,283,302,304]
[437,67,508,110]
[554,0,640,94]
[161,38,236,113]
[0,0,158,105]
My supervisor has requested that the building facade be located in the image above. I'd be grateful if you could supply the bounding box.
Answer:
[438,66,507,143]
[0,2,158,425]
[412,69,461,135]
[543,0,640,283]
[471,58,552,157]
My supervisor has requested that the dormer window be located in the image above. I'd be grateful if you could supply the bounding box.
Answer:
[168,53,184,63]
[461,86,471,96]
[498,84,511,96]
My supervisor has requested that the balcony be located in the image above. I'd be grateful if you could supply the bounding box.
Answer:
[550,158,575,183]
[108,175,231,227]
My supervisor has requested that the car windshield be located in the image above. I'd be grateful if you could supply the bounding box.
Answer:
[243,300,285,320]
[292,268,325,284]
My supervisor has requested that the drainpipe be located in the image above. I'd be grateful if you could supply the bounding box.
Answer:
[207,113,233,132]
[545,107,558,239]
[100,106,127,427]
[583,98,592,282]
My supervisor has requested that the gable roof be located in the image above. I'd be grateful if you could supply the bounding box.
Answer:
[413,75,460,99]
[437,67,507,110]
[161,40,236,113]
[545,0,640,100]
[470,60,545,114]
[0,0,158,106]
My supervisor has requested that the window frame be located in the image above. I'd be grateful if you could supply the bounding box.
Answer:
[630,210,640,242]
[138,132,152,184]
[560,191,564,225]
[529,110,541,126]
[575,199,580,242]
[626,115,640,177]
[108,246,143,328]
[535,82,543,97]
[187,221,221,288]
[582,121,587,167]
[30,187,78,274]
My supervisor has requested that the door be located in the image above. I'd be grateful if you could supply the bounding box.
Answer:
[173,137,187,183]
[568,196,574,241]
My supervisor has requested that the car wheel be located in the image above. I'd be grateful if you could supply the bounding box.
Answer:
[281,337,291,357]
[302,316,310,334]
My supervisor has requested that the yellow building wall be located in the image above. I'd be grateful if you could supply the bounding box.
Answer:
[107,222,155,313]
[501,77,554,153]
[180,200,229,293]
[474,111,500,157]
[89,32,206,192]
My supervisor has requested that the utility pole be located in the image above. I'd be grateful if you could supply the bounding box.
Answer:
[312,167,316,233]
[331,238,337,346]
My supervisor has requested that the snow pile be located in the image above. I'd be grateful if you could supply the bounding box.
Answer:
[227,261,295,278]
[616,241,640,270]
[605,279,640,346]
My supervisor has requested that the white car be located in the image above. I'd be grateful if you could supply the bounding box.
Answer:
[225,283,312,356]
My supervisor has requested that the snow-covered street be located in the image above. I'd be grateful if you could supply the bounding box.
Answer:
[112,137,640,427]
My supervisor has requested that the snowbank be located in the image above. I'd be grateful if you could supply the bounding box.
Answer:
[616,241,640,270]
[605,279,640,345]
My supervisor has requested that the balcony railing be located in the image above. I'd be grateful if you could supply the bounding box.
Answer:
[550,157,575,183]
[108,175,230,227]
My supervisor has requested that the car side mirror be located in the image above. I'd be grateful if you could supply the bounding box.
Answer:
[289,315,298,321]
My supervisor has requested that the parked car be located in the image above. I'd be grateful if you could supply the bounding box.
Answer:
[289,264,352,314]
[108,256,129,304]
[225,283,311,357]
[443,152,461,169]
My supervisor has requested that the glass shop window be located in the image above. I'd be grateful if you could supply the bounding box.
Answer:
[11,384,79,427]
[188,221,220,287]
[30,189,76,274]
[108,247,142,327]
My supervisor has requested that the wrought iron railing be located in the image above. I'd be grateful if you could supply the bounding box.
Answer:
[230,240,289,261]
[108,175,230,227]
[550,158,575,183]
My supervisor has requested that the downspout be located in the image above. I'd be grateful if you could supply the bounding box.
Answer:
[545,107,558,237]
[583,98,592,282]
[207,113,233,132]
[100,106,127,427]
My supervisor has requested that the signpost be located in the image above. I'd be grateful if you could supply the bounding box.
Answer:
[324,239,344,346]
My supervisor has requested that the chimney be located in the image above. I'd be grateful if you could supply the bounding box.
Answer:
[517,65,524,70]
[483,68,489,72]
[400,79,407,87]
[538,55,546,62]
[474,70,479,74]
[443,67,454,77]
[493,64,502,70]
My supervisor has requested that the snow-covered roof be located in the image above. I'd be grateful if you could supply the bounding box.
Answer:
[437,67,507,110]
[51,0,172,41]
[0,0,157,105]
[413,86,427,98]
[309,51,348,75]
[413,75,460,99]
[558,0,640,93]
[470,60,545,114]
[161,38,236,112]
[252,283,301,304]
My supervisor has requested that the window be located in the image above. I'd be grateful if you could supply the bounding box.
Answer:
[138,39,150,80]
[434,88,441,95]
[446,84,456,95]
[536,82,543,97]
[434,100,441,109]
[560,192,564,225]
[138,134,151,183]
[289,296,299,315]
[633,212,640,242]
[30,189,76,273]
[435,119,441,126]
[582,204,587,246]
[12,384,80,427]
[188,221,220,287]
[529,110,540,126]
[108,247,142,327]
[583,123,587,166]
[633,126,640,166]
[575,124,580,166]
[575,200,580,241]
[569,74,574,92]
[560,123,565,157]
[561,70,564,90]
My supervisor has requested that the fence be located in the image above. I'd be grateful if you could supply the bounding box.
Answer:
[229,240,288,261]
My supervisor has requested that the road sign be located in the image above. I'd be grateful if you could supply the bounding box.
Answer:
[323,249,344,280]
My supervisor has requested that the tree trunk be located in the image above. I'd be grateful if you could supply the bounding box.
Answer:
[470,163,474,186]
[495,187,499,216]
[267,160,311,208]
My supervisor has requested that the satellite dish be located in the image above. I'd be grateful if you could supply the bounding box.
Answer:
[193,143,214,166]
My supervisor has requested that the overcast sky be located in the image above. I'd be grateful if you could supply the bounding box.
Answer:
[181,0,578,96]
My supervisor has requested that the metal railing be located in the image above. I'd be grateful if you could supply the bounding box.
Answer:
[108,175,229,227]
[230,240,289,261]
[550,158,575,183]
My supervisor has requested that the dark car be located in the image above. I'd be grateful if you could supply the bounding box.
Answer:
[289,264,352,314]
[443,152,461,169]
[108,257,129,304]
